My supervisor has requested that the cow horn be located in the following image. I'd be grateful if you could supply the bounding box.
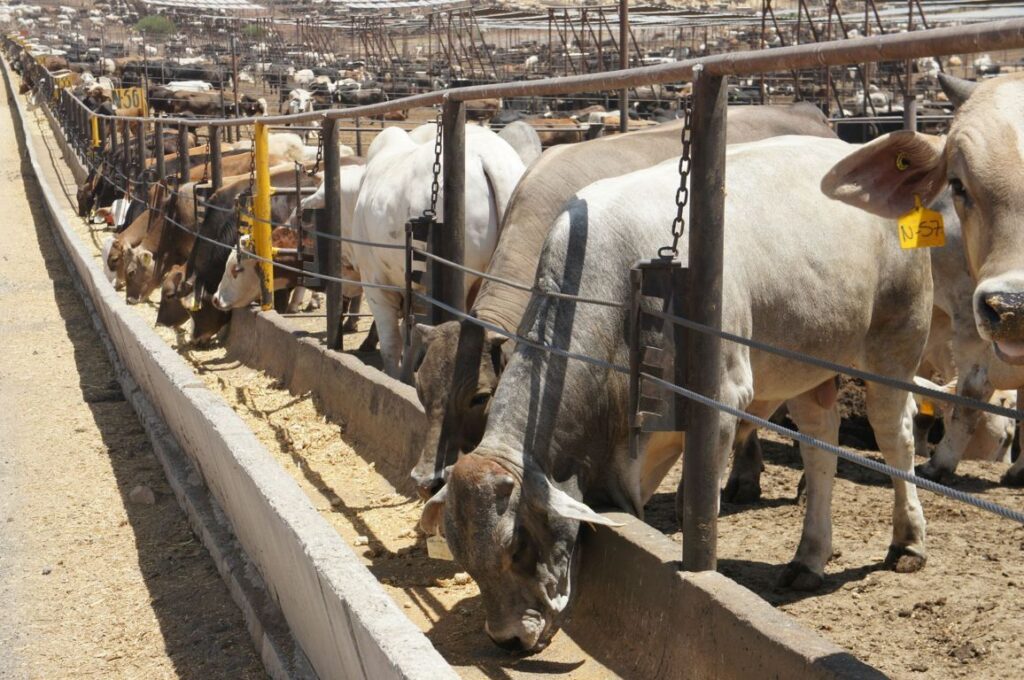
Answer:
[938,73,978,109]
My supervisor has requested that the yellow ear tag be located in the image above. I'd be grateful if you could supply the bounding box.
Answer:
[919,399,935,417]
[898,195,945,249]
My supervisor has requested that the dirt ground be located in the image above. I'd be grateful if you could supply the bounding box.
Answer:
[0,81,264,677]
[646,426,1024,680]
[22,62,1024,679]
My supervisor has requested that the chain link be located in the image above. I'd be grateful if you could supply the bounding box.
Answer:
[424,110,442,218]
[660,100,693,260]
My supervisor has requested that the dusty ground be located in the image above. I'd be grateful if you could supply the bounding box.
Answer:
[22,58,1024,679]
[0,79,264,677]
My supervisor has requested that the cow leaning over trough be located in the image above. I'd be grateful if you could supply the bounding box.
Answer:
[420,135,932,652]
[822,71,1024,486]
[349,124,526,377]
[411,103,837,499]
[173,165,322,344]
[211,158,369,321]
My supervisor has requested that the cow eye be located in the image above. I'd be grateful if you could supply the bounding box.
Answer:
[949,177,971,205]
[469,392,490,408]
[232,266,244,276]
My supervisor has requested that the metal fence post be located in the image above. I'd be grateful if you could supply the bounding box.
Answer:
[323,117,344,350]
[154,121,165,180]
[209,124,223,190]
[134,120,146,201]
[178,123,189,184]
[119,118,131,194]
[253,121,275,311]
[431,97,465,325]
[681,71,727,573]
[618,0,629,133]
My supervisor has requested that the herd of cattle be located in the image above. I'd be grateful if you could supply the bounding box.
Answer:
[19,49,1024,654]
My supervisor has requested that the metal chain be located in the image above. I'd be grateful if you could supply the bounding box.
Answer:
[660,100,693,260]
[308,125,324,176]
[423,110,443,218]
[247,136,256,194]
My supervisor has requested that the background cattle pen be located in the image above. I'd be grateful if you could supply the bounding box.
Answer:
[4,8,1024,680]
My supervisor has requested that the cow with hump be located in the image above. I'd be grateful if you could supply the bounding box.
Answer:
[349,123,525,378]
[410,104,838,500]
[420,134,933,653]
[823,72,1024,486]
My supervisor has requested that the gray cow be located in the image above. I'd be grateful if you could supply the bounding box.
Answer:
[421,135,932,653]
[411,104,836,499]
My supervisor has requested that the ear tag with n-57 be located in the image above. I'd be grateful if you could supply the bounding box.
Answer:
[898,195,945,249]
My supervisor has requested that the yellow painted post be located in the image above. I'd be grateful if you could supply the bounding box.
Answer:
[90,115,100,149]
[253,121,274,310]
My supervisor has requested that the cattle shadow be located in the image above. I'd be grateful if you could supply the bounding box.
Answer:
[15,137,264,675]
[717,558,884,607]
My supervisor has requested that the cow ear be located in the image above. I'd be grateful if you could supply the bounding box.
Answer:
[938,73,978,109]
[419,484,448,536]
[821,131,947,219]
[547,483,622,527]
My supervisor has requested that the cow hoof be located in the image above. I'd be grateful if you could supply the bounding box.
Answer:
[777,562,824,591]
[722,476,761,504]
[1000,467,1024,487]
[884,545,927,573]
[914,462,948,483]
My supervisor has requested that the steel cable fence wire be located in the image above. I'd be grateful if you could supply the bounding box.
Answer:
[151,205,404,292]
[647,307,1024,422]
[642,371,1024,525]
[419,245,1022,421]
[418,292,1024,526]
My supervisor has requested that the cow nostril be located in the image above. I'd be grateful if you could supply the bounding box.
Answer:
[980,294,1005,328]
[489,634,526,653]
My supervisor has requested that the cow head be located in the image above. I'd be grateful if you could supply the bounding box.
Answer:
[77,170,99,216]
[123,246,155,304]
[105,238,128,291]
[823,72,1024,366]
[212,250,261,311]
[157,266,191,327]
[411,321,507,499]
[420,452,617,654]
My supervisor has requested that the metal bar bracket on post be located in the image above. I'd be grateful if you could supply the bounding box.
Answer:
[628,257,689,459]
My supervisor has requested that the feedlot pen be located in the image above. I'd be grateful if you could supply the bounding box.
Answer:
[16,60,1024,680]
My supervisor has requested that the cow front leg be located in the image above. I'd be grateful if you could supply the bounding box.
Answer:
[779,390,840,591]
[362,287,403,378]
[868,384,927,573]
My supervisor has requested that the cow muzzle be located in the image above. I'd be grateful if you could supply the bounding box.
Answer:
[975,280,1024,364]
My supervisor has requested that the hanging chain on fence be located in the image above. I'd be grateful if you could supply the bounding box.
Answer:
[659,98,693,260]
[424,109,443,218]
[308,125,324,177]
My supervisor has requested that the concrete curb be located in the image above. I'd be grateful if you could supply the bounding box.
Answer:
[4,57,457,680]
[225,287,884,680]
